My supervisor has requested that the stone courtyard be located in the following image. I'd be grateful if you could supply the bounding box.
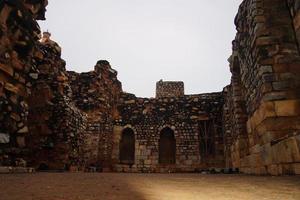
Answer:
[1,0,300,199]
[0,173,300,200]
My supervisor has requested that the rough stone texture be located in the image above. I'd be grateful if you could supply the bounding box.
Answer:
[27,33,87,170]
[224,0,300,175]
[67,60,122,170]
[0,0,48,167]
[1,0,300,176]
[156,80,184,98]
[112,91,224,172]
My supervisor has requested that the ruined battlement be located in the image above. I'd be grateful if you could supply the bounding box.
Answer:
[156,80,184,98]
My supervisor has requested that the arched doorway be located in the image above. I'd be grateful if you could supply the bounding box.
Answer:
[37,163,49,171]
[119,128,135,164]
[159,127,176,164]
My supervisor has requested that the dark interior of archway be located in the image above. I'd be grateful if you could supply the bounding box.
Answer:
[199,120,215,159]
[119,128,135,164]
[159,127,176,164]
[37,163,49,171]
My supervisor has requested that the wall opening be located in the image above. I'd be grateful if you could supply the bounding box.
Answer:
[199,120,215,159]
[119,128,135,164]
[38,163,49,171]
[159,127,176,164]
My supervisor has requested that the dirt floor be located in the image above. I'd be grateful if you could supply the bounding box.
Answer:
[0,173,300,200]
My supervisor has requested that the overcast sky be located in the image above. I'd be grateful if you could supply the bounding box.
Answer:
[39,0,243,97]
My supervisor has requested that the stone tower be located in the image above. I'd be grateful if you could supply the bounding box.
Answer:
[156,80,184,98]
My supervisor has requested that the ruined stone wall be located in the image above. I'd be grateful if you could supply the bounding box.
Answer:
[113,92,224,172]
[156,80,184,98]
[0,0,124,171]
[67,61,122,170]
[0,0,47,167]
[27,37,87,170]
[225,0,300,175]
[222,86,234,169]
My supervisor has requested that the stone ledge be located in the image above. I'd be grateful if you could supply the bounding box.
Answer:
[0,167,35,174]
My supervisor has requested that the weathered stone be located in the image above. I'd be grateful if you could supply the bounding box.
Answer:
[0,133,10,144]
[18,126,28,134]
[0,63,14,77]
[156,80,184,98]
[274,100,300,117]
[29,73,38,80]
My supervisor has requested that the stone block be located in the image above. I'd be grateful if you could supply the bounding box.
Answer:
[263,92,287,101]
[249,102,276,130]
[272,81,290,91]
[0,167,12,174]
[255,166,267,175]
[267,164,282,176]
[16,136,26,148]
[250,144,261,154]
[4,83,19,94]
[261,143,273,165]
[13,167,29,173]
[272,136,300,163]
[293,163,300,175]
[240,156,250,168]
[282,164,296,175]
[0,133,10,144]
[274,100,300,117]
[17,126,29,134]
[144,160,151,165]
[0,63,14,77]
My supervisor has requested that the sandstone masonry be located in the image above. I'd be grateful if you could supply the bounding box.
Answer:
[0,0,299,175]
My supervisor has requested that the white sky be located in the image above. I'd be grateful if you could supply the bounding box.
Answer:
[39,0,243,97]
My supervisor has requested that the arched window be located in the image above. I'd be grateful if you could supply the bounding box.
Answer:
[119,128,135,164]
[159,127,176,164]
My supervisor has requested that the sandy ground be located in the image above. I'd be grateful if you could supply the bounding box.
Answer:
[0,173,300,200]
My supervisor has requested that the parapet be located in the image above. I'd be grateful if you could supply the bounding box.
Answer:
[155,80,184,98]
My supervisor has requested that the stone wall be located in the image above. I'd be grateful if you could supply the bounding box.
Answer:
[0,0,47,167]
[0,0,123,171]
[27,34,87,170]
[67,61,122,170]
[1,0,299,176]
[224,0,300,175]
[113,92,225,172]
[156,80,184,98]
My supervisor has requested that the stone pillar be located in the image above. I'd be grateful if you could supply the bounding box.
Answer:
[230,0,300,175]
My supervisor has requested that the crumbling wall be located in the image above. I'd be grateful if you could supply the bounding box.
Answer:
[27,35,87,170]
[68,61,122,170]
[0,0,47,167]
[0,1,124,171]
[225,0,300,175]
[113,92,225,172]
[156,80,184,98]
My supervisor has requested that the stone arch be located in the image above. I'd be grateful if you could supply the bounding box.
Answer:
[159,127,176,164]
[119,127,135,164]
[158,124,176,133]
